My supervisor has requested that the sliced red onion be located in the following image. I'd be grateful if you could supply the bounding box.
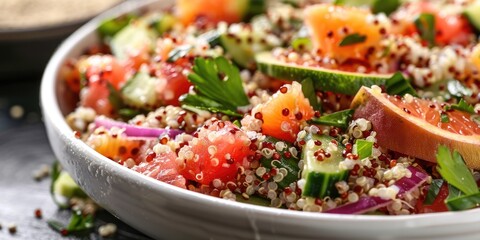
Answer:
[325,166,429,215]
[94,117,183,138]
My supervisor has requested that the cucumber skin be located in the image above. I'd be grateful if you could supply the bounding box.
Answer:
[464,2,480,32]
[302,170,349,198]
[257,60,389,96]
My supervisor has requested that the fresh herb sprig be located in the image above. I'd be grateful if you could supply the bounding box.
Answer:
[181,57,250,117]
[450,99,475,114]
[436,146,478,196]
[301,78,321,111]
[414,13,436,47]
[309,109,353,129]
[355,139,373,160]
[48,211,94,236]
[339,33,367,47]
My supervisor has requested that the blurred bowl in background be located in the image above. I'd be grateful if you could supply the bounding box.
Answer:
[0,0,123,79]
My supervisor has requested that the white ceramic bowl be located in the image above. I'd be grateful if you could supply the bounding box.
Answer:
[41,1,480,239]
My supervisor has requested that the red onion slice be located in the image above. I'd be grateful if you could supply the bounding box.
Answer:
[94,116,183,138]
[325,166,429,214]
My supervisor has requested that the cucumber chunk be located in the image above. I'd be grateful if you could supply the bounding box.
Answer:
[464,1,480,32]
[301,134,349,198]
[121,72,158,108]
[110,21,156,62]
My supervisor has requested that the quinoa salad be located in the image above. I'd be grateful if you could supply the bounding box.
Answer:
[62,0,480,215]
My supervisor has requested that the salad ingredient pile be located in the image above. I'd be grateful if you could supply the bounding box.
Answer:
[63,0,480,215]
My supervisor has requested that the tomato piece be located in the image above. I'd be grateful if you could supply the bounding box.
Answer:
[416,181,449,213]
[177,120,254,185]
[253,81,315,143]
[78,55,127,116]
[155,61,192,106]
[393,2,474,46]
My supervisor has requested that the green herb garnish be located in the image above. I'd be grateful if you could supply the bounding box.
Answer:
[385,72,418,97]
[167,45,193,63]
[301,78,321,111]
[372,0,400,15]
[445,192,480,211]
[355,139,373,159]
[339,33,367,47]
[310,109,353,129]
[436,146,478,195]
[414,13,436,47]
[451,99,475,114]
[48,211,94,235]
[181,57,250,117]
[440,113,450,123]
[180,94,242,117]
[423,179,444,205]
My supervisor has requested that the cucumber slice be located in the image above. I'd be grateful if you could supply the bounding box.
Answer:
[255,52,392,95]
[464,1,480,32]
[301,134,349,198]
[110,21,156,62]
[121,72,158,108]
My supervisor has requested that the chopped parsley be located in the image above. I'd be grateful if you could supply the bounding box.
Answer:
[181,57,250,117]
[385,72,418,97]
[414,13,436,47]
[339,33,367,47]
[440,113,450,123]
[48,211,94,235]
[423,179,444,205]
[450,99,475,114]
[436,146,478,195]
[355,139,373,160]
[301,78,321,111]
[310,109,353,129]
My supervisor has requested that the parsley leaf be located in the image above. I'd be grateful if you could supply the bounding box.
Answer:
[339,33,367,47]
[48,211,94,235]
[182,57,250,117]
[310,109,353,129]
[451,99,475,114]
[385,72,418,97]
[372,0,400,15]
[446,192,480,211]
[414,13,436,47]
[423,179,444,205]
[440,113,450,123]
[301,78,321,111]
[355,139,373,159]
[436,146,478,195]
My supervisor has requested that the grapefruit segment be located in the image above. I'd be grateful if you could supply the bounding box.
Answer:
[351,86,480,169]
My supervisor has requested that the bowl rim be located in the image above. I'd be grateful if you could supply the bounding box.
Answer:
[40,0,480,229]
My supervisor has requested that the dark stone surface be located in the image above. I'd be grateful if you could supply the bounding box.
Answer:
[0,78,152,240]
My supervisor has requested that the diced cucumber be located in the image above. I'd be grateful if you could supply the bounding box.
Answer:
[53,172,86,199]
[220,25,280,68]
[110,21,156,62]
[464,1,480,32]
[301,134,349,198]
[121,72,158,108]
[255,51,392,95]
[259,137,300,189]
[153,13,176,35]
